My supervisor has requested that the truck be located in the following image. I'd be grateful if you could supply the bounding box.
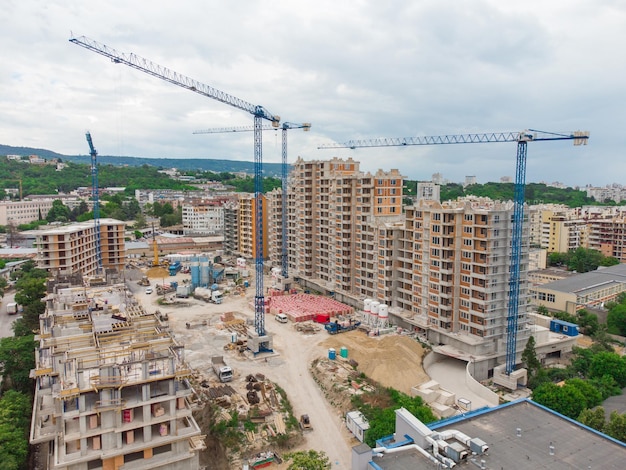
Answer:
[299,414,313,431]
[168,261,182,276]
[324,319,361,335]
[194,287,223,304]
[211,355,233,382]
[6,302,19,315]
[176,284,193,298]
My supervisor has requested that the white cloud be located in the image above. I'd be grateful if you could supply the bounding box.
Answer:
[0,0,624,186]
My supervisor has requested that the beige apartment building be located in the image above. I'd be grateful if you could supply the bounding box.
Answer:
[0,199,56,226]
[284,160,531,378]
[236,193,267,259]
[30,276,204,469]
[399,195,531,365]
[288,157,404,294]
[527,204,587,253]
[35,219,126,276]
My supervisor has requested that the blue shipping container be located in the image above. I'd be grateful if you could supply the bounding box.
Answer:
[549,319,579,337]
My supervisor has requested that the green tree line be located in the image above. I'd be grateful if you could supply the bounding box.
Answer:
[403,180,611,207]
[0,260,47,469]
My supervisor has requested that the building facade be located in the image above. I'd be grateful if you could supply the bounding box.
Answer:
[181,199,224,236]
[30,277,204,469]
[283,159,531,374]
[0,199,56,226]
[35,219,126,276]
[288,157,404,294]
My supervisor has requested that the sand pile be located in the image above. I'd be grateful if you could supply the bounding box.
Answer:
[322,332,429,395]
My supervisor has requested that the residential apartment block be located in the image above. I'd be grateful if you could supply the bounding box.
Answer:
[0,199,56,226]
[36,219,126,276]
[527,204,587,253]
[236,193,267,259]
[287,157,404,294]
[282,159,531,378]
[30,276,204,469]
[181,198,226,236]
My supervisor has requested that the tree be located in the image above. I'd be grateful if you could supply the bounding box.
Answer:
[567,247,605,273]
[5,221,24,248]
[521,336,541,378]
[283,450,331,470]
[576,310,599,336]
[607,304,626,336]
[578,407,606,432]
[46,199,70,222]
[532,382,588,418]
[0,335,36,394]
[589,351,626,387]
[0,277,6,299]
[0,390,32,470]
[606,411,626,442]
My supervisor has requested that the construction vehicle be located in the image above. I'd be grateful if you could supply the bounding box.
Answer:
[325,319,361,335]
[168,261,182,276]
[176,284,193,298]
[194,287,223,304]
[299,414,312,431]
[211,355,233,382]
[137,275,150,286]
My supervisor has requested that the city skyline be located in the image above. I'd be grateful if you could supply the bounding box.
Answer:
[1,1,624,187]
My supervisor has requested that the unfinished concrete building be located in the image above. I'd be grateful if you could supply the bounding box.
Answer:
[30,275,205,470]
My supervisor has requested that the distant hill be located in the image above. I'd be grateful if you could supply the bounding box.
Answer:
[0,143,285,176]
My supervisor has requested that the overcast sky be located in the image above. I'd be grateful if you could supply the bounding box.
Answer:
[1,1,623,187]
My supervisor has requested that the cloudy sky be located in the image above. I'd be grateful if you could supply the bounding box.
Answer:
[1,1,624,187]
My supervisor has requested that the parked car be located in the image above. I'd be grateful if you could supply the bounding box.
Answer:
[145,287,153,294]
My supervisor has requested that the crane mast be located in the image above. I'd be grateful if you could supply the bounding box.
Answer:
[70,35,280,343]
[320,129,589,375]
[86,132,102,272]
[194,122,310,281]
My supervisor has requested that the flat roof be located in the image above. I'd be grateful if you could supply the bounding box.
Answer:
[370,399,626,469]
[538,263,626,294]
[430,400,626,469]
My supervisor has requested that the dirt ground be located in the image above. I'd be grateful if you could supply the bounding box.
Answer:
[128,268,429,469]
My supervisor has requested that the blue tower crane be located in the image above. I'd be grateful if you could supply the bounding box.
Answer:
[320,129,589,374]
[70,35,280,341]
[194,122,311,281]
[85,132,102,272]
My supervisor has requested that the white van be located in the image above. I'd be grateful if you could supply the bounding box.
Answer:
[275,313,288,323]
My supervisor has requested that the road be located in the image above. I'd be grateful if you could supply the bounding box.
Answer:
[0,290,19,338]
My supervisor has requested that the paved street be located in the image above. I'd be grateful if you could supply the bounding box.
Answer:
[0,290,19,338]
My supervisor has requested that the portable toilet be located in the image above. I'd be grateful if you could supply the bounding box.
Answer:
[328,348,336,360]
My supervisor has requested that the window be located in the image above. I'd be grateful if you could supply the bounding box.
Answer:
[464,214,473,221]
[432,237,440,245]
[463,239,472,247]
[154,444,172,455]
[432,225,441,233]
[547,293,555,302]
[463,226,473,234]
[461,275,470,283]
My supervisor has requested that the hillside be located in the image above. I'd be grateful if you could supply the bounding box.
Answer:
[0,143,284,176]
